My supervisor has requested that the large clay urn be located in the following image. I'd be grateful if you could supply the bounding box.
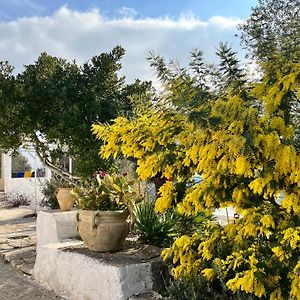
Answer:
[76,210,129,252]
[56,188,75,211]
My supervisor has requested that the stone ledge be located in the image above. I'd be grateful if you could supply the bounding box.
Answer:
[62,240,161,265]
[36,210,80,248]
[34,240,167,300]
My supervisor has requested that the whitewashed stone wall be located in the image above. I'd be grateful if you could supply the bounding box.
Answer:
[34,211,166,300]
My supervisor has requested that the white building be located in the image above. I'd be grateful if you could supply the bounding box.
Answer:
[0,147,52,206]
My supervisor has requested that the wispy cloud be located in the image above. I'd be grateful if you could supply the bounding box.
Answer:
[117,6,138,19]
[9,0,44,11]
[0,6,244,82]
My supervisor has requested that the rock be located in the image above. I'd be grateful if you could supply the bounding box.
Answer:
[0,243,14,251]
[7,237,36,248]
[0,207,37,278]
[20,262,35,275]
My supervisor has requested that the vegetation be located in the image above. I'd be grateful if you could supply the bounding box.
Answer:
[134,201,178,247]
[238,0,300,148]
[238,0,300,65]
[40,176,74,209]
[73,172,144,212]
[1,0,298,298]
[0,47,151,180]
[40,179,60,209]
[92,0,300,298]
[11,152,31,173]
[134,201,212,247]
[2,193,31,207]
[165,276,226,300]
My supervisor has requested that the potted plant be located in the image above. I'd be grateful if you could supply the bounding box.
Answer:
[55,179,76,211]
[73,172,144,252]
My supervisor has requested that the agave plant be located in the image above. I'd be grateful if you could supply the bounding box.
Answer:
[134,201,178,247]
[134,201,214,247]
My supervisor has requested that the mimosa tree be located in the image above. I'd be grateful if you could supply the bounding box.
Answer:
[93,56,299,298]
[93,0,299,298]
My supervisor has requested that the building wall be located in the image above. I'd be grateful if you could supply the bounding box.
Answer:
[1,148,51,206]
[4,177,49,205]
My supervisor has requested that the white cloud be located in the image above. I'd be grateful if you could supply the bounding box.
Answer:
[117,6,138,19]
[0,6,244,83]
[208,16,242,28]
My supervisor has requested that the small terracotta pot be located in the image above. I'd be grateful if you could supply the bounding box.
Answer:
[56,188,74,211]
[76,210,129,252]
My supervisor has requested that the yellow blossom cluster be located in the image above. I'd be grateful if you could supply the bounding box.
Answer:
[92,64,300,298]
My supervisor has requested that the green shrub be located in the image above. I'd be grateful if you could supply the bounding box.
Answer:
[134,201,213,248]
[134,201,177,247]
[166,277,222,300]
[41,178,72,209]
[73,173,143,212]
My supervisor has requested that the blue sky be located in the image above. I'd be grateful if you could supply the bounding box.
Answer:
[0,0,259,82]
[0,0,257,21]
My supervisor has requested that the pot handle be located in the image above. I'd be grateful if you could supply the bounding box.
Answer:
[92,211,100,229]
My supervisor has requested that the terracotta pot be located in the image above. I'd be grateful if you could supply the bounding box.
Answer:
[56,188,74,211]
[76,210,129,252]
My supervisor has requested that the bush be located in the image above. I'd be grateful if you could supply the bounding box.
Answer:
[134,201,213,248]
[73,172,143,212]
[40,178,61,209]
[165,276,229,300]
[3,193,31,207]
[134,201,177,247]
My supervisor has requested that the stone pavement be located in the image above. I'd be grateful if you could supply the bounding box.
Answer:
[0,205,63,299]
[0,259,61,300]
[0,207,37,276]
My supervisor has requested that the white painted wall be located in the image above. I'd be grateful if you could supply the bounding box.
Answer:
[1,147,51,206]
[4,177,48,206]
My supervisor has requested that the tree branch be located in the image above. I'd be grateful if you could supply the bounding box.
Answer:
[32,133,77,185]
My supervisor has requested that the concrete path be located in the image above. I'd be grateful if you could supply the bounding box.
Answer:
[0,259,61,300]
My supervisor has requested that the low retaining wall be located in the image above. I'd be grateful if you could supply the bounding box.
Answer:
[36,210,80,248]
[34,211,167,300]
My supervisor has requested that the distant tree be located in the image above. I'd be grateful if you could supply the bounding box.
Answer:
[11,153,31,173]
[238,0,300,65]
